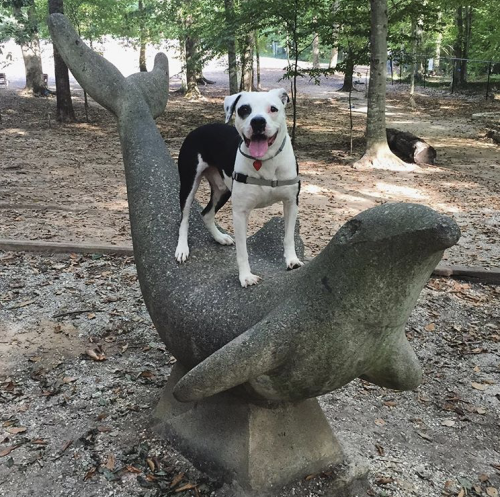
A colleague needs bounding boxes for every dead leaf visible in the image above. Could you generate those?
[104,454,116,471]
[0,445,20,457]
[424,323,436,332]
[475,407,487,415]
[126,465,142,474]
[60,440,72,453]
[441,419,456,427]
[383,400,397,407]
[31,439,48,445]
[471,382,488,391]
[146,458,155,472]
[138,370,155,379]
[479,474,490,482]
[6,427,27,434]
[417,431,433,442]
[86,349,106,361]
[176,483,197,492]
[486,487,499,497]
[458,489,465,497]
[374,418,386,426]
[375,476,394,486]
[375,444,385,456]
[170,472,185,487]
[84,467,97,481]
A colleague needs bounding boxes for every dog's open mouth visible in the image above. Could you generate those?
[244,131,278,158]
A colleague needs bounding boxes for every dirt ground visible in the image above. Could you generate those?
[1,65,500,497]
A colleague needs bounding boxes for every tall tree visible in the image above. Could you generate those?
[240,30,253,91]
[7,0,46,95]
[138,0,147,71]
[224,0,238,93]
[354,0,405,169]
[49,0,75,122]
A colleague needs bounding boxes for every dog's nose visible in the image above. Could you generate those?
[250,116,267,133]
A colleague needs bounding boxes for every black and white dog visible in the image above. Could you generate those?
[175,88,303,287]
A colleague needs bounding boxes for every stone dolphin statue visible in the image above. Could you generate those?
[48,13,460,405]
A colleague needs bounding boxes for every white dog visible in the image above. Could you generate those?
[175,88,303,287]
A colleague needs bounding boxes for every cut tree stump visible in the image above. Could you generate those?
[486,130,500,145]
[386,128,437,165]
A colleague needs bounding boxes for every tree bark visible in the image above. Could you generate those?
[338,49,355,92]
[409,19,417,96]
[434,12,443,72]
[312,32,320,69]
[184,34,202,99]
[224,0,239,94]
[255,31,262,90]
[453,6,465,87]
[49,0,75,121]
[181,1,201,100]
[14,2,45,95]
[353,0,406,169]
[329,47,338,69]
[138,0,147,72]
[240,32,254,92]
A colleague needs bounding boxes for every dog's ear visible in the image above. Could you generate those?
[224,93,242,123]
[271,88,290,106]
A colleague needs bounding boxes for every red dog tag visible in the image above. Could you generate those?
[253,160,262,171]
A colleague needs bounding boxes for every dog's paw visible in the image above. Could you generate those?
[215,233,234,246]
[175,244,190,263]
[286,258,304,270]
[239,273,261,288]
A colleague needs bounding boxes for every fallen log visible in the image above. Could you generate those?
[386,128,437,165]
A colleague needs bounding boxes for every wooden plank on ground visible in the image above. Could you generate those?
[0,239,133,256]
[433,264,500,285]
[1,239,498,285]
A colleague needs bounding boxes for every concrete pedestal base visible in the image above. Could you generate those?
[152,364,362,494]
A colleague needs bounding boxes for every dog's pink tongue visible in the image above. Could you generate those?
[249,139,269,158]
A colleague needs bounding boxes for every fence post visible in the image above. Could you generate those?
[451,59,456,94]
[486,61,492,100]
[423,56,427,89]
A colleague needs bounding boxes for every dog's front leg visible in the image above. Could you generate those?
[233,204,261,288]
[283,198,304,270]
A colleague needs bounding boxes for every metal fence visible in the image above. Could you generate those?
[388,53,499,99]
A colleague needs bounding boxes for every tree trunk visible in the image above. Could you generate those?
[224,0,239,94]
[338,50,354,92]
[138,0,147,72]
[312,33,320,69]
[409,19,417,95]
[354,0,406,170]
[434,12,442,72]
[185,34,201,99]
[49,0,75,122]
[14,2,45,95]
[255,31,261,90]
[453,6,465,87]
[461,6,473,83]
[240,33,254,92]
[139,41,147,72]
[329,47,338,69]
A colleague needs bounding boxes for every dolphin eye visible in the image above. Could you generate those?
[270,106,278,113]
